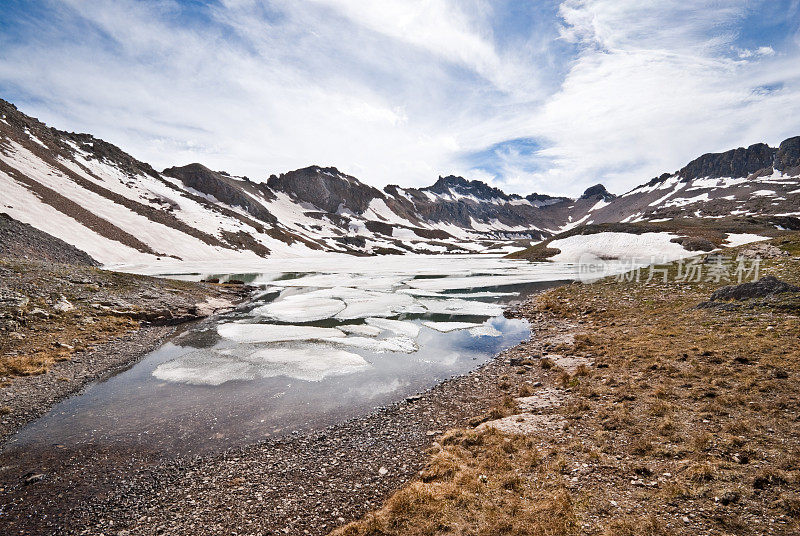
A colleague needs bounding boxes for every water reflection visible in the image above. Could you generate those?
[6,271,567,456]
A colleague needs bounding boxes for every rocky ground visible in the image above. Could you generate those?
[0,212,99,266]
[1,237,798,536]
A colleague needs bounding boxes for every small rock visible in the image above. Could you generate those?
[23,472,45,485]
[378,466,388,476]
[53,296,74,312]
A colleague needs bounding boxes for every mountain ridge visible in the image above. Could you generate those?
[1,97,798,264]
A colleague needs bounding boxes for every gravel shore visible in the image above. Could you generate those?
[0,297,573,536]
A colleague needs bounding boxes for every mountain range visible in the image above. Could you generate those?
[1,98,798,265]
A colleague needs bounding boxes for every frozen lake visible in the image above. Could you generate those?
[8,256,580,455]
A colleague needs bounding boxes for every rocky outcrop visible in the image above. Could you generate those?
[163,163,277,224]
[678,143,775,181]
[525,193,570,207]
[707,275,799,302]
[775,136,800,174]
[580,184,615,201]
[423,175,511,201]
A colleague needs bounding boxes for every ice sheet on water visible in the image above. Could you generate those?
[152,344,371,385]
[364,318,421,338]
[403,273,567,291]
[217,323,345,343]
[417,298,504,317]
[398,289,519,299]
[270,273,407,291]
[422,321,483,333]
[153,351,257,385]
[268,287,422,320]
[334,290,420,320]
[321,336,419,354]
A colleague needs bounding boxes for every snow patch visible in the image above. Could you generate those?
[549,232,691,263]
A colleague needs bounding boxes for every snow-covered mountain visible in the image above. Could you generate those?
[582,140,800,226]
[1,98,798,265]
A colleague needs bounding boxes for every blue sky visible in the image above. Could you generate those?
[1,1,799,196]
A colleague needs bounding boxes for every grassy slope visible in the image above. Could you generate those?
[507,217,798,261]
[334,234,800,536]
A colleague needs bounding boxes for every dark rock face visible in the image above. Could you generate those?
[708,276,799,301]
[775,136,800,174]
[678,143,775,181]
[267,166,383,214]
[423,175,511,201]
[525,193,570,207]
[163,164,277,224]
[0,213,99,265]
[580,184,615,201]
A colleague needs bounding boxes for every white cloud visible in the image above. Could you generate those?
[0,0,797,197]
[489,0,800,196]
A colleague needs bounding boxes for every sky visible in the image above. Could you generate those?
[1,1,799,197]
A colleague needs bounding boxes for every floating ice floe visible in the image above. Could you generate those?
[334,290,421,319]
[321,336,419,353]
[152,345,371,385]
[217,323,345,343]
[253,295,346,322]
[422,321,483,332]
[398,288,519,299]
[270,273,407,291]
[364,318,421,338]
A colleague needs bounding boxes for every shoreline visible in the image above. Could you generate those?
[0,257,251,446]
[0,292,574,535]
[0,325,176,445]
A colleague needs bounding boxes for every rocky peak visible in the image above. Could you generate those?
[266,165,383,214]
[0,98,160,179]
[424,175,510,202]
[678,142,775,181]
[525,192,571,207]
[580,184,615,201]
[775,136,800,174]
[163,163,276,223]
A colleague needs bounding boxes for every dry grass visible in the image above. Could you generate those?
[0,312,140,377]
[333,429,578,536]
[333,234,800,535]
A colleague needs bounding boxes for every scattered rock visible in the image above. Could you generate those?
[707,276,799,302]
[737,243,790,259]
